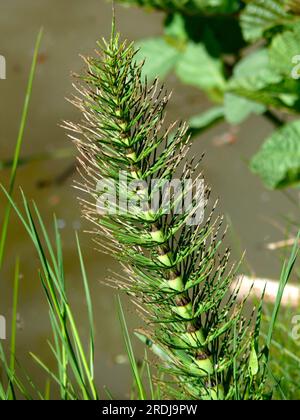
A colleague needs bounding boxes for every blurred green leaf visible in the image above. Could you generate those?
[224,93,265,124]
[240,0,292,42]
[230,48,282,89]
[226,49,293,111]
[228,79,300,111]
[269,23,300,77]
[188,106,224,134]
[251,120,300,188]
[175,41,225,91]
[164,13,188,42]
[137,37,181,80]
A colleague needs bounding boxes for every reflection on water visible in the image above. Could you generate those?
[0,0,297,398]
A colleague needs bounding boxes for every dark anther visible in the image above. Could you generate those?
[169,270,180,280]
[204,379,216,388]
[187,323,199,333]
[196,352,209,361]
[175,296,190,307]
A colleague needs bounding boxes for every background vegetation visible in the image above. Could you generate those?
[118,0,300,189]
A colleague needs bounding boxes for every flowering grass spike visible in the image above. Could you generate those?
[64,21,267,400]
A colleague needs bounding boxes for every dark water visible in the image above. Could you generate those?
[0,0,298,398]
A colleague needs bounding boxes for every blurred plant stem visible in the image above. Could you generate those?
[0,28,43,269]
[263,110,285,128]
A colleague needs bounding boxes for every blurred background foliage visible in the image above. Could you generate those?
[117,0,300,190]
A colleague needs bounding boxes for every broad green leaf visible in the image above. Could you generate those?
[175,41,225,91]
[224,93,265,124]
[240,0,292,42]
[269,24,300,78]
[136,37,181,80]
[231,49,282,90]
[227,49,286,111]
[251,120,300,189]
